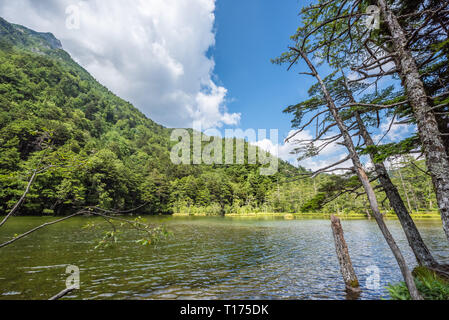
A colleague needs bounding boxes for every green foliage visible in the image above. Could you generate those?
[300,193,326,212]
[94,230,121,250]
[359,136,420,164]
[82,216,172,249]
[0,18,310,216]
[388,267,449,300]
[0,17,440,218]
[0,21,168,215]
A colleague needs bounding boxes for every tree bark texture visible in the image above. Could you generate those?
[377,0,449,243]
[331,215,361,293]
[299,50,422,299]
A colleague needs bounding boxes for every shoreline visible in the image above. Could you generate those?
[172,212,442,220]
[1,212,441,221]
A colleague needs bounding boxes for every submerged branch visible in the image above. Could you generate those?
[49,288,76,301]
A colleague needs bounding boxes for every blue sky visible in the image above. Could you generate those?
[213,0,414,169]
[214,0,313,140]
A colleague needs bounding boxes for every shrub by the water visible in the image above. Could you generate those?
[388,267,449,300]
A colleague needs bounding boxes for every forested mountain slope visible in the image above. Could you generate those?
[0,17,304,216]
[0,17,438,217]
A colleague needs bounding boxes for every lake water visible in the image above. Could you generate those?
[0,216,448,300]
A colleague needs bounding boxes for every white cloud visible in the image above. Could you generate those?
[253,130,353,172]
[0,0,240,129]
[373,117,416,144]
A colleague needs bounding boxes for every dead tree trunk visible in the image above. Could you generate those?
[357,115,437,267]
[341,75,438,267]
[331,215,361,294]
[298,50,422,299]
[377,0,449,243]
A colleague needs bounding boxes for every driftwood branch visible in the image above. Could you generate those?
[49,288,76,300]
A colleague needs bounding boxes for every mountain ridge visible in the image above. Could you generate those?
[0,17,309,216]
[0,17,62,51]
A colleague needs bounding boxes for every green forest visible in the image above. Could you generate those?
[0,17,440,218]
[0,17,293,217]
[1,0,449,302]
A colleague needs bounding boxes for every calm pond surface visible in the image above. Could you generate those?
[0,216,448,300]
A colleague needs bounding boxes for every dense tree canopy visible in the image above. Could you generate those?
[0,17,306,216]
[0,16,440,218]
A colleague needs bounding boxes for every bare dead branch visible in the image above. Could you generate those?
[49,288,76,300]
[0,170,38,228]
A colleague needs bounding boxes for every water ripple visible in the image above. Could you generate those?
[0,216,447,300]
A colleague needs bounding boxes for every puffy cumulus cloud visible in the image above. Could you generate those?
[0,0,240,129]
[253,130,353,172]
[194,81,241,129]
[252,130,306,164]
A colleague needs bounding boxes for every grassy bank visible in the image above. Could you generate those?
[388,267,449,300]
[173,211,442,220]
